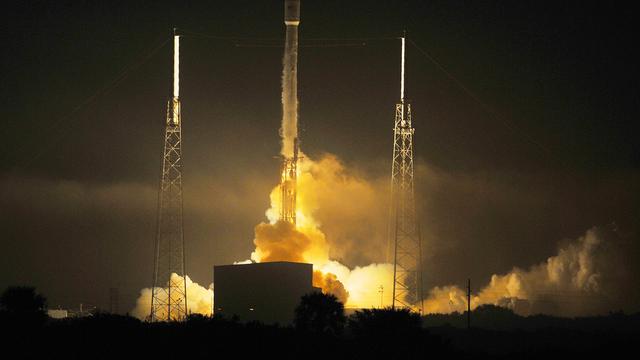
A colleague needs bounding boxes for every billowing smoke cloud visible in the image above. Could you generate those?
[252,219,328,264]
[321,261,394,309]
[423,226,639,316]
[131,273,213,320]
[250,216,349,303]
[312,270,349,304]
[125,153,638,316]
[250,154,395,307]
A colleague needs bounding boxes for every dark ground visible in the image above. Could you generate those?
[3,307,638,359]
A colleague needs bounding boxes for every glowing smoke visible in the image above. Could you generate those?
[251,154,396,308]
[131,273,213,320]
[423,226,636,316]
[130,155,638,316]
[321,261,395,308]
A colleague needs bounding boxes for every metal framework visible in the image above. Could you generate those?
[280,138,299,224]
[150,33,187,321]
[391,36,423,313]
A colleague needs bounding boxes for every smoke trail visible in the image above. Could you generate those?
[422,226,638,316]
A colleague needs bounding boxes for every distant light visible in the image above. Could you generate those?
[249,308,254,311]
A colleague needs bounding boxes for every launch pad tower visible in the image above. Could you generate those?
[391,36,424,313]
[150,31,188,321]
[280,138,299,224]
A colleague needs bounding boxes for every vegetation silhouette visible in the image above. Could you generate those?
[1,286,639,359]
[0,286,47,314]
[347,307,447,358]
[0,286,47,325]
[349,307,421,338]
[294,292,346,334]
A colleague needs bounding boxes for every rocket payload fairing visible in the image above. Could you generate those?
[285,0,300,25]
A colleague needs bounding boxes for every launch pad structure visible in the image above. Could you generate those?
[145,0,425,319]
[391,36,424,313]
[150,30,188,321]
[280,138,299,224]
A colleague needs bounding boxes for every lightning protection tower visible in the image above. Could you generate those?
[150,30,188,321]
[391,36,423,313]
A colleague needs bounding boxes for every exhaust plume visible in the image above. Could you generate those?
[132,273,213,320]
[250,154,398,307]
[422,226,638,316]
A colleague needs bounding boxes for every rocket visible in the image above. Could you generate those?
[281,0,300,158]
[280,0,301,225]
[285,0,300,25]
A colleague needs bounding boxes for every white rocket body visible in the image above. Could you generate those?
[281,0,300,157]
[284,0,300,25]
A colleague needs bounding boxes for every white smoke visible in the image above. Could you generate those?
[131,273,213,320]
[423,226,637,316]
[320,261,394,309]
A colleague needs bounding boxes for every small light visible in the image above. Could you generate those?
[249,308,254,311]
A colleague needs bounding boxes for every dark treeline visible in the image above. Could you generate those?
[424,303,640,332]
[2,287,639,359]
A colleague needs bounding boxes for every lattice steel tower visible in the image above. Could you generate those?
[150,31,188,321]
[280,138,299,225]
[391,36,423,313]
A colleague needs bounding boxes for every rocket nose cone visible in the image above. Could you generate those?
[284,0,300,23]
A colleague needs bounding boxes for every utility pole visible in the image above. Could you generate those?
[467,278,471,329]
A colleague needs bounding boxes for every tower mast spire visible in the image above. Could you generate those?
[391,34,423,313]
[150,29,188,321]
[173,27,179,99]
[401,35,405,104]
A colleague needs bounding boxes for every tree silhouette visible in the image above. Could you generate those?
[0,286,48,325]
[294,292,346,335]
[348,308,422,338]
[0,286,47,315]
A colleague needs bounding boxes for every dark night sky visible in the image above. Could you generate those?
[1,1,639,312]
